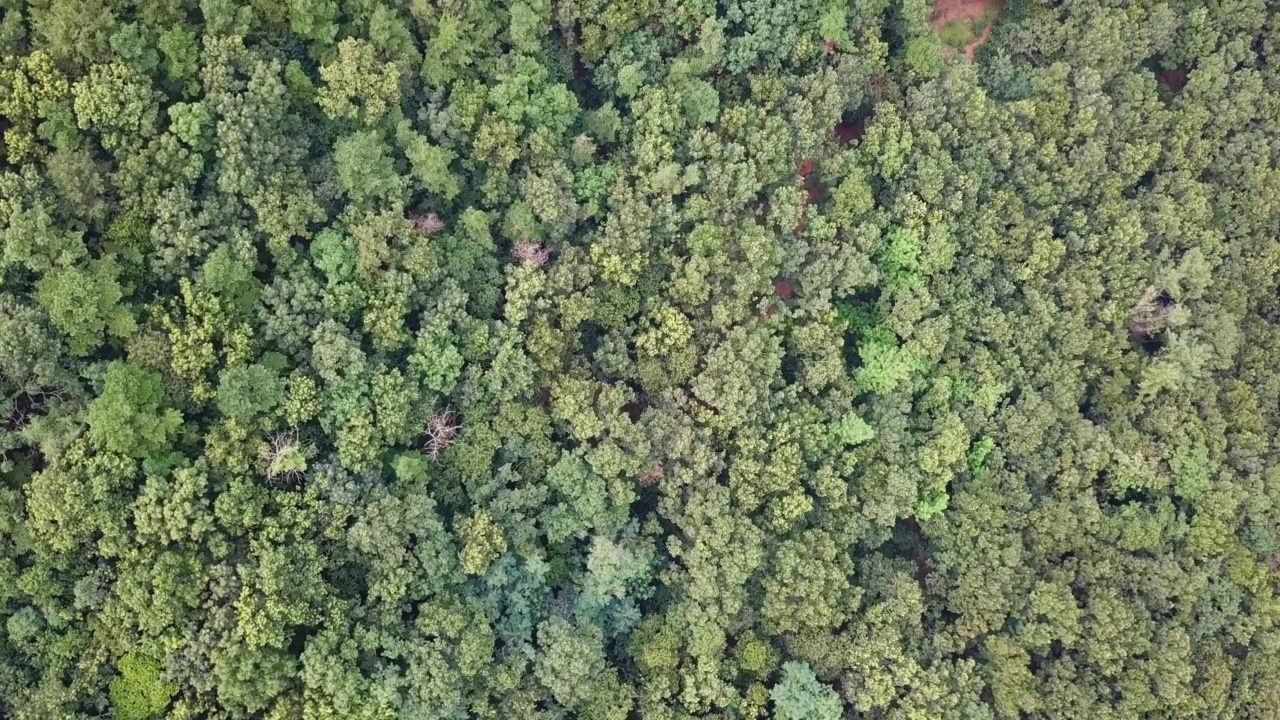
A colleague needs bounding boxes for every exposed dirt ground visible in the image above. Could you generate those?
[932,0,1005,60]
[1155,65,1190,94]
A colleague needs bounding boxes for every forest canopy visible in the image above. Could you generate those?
[2,0,1280,718]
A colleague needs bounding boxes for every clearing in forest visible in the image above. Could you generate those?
[932,0,1004,60]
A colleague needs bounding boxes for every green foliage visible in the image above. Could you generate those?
[86,361,182,459]
[457,508,506,575]
[110,23,159,74]
[762,530,853,635]
[333,130,405,205]
[317,39,400,125]
[35,257,134,355]
[831,412,875,446]
[157,26,198,84]
[409,332,464,395]
[31,0,116,70]
[855,331,919,394]
[879,226,922,290]
[216,363,284,423]
[289,0,338,45]
[200,243,259,312]
[938,20,973,49]
[71,61,159,149]
[0,200,86,276]
[535,616,620,713]
[109,653,177,720]
[771,661,842,720]
[167,102,212,151]
[903,36,944,78]
[4,2,1280,719]
[396,122,462,201]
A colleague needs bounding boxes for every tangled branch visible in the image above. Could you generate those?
[512,240,552,267]
[261,431,308,486]
[423,410,461,458]
[410,212,447,235]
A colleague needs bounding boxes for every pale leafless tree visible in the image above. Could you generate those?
[410,212,446,235]
[424,410,461,458]
[3,387,66,431]
[1128,284,1177,339]
[512,240,551,267]
[262,431,308,486]
[637,465,665,487]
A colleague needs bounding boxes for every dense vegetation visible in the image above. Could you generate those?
[2,0,1280,717]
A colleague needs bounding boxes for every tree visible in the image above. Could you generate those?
[0,171,87,276]
[333,131,406,205]
[4,1,1280,717]
[535,616,619,713]
[396,122,461,201]
[317,39,400,126]
[86,362,182,459]
[157,26,199,87]
[289,0,339,45]
[0,50,71,164]
[30,0,117,70]
[35,258,134,356]
[71,61,160,151]
[761,529,854,636]
[216,363,284,424]
[109,653,176,720]
[770,661,843,720]
[457,509,506,575]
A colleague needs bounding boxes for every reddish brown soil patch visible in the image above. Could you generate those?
[791,161,822,234]
[1155,66,1189,94]
[621,401,645,422]
[803,185,822,207]
[834,118,865,145]
[932,0,1004,61]
[794,166,825,234]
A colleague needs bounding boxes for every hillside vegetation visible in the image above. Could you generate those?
[2,0,1280,718]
